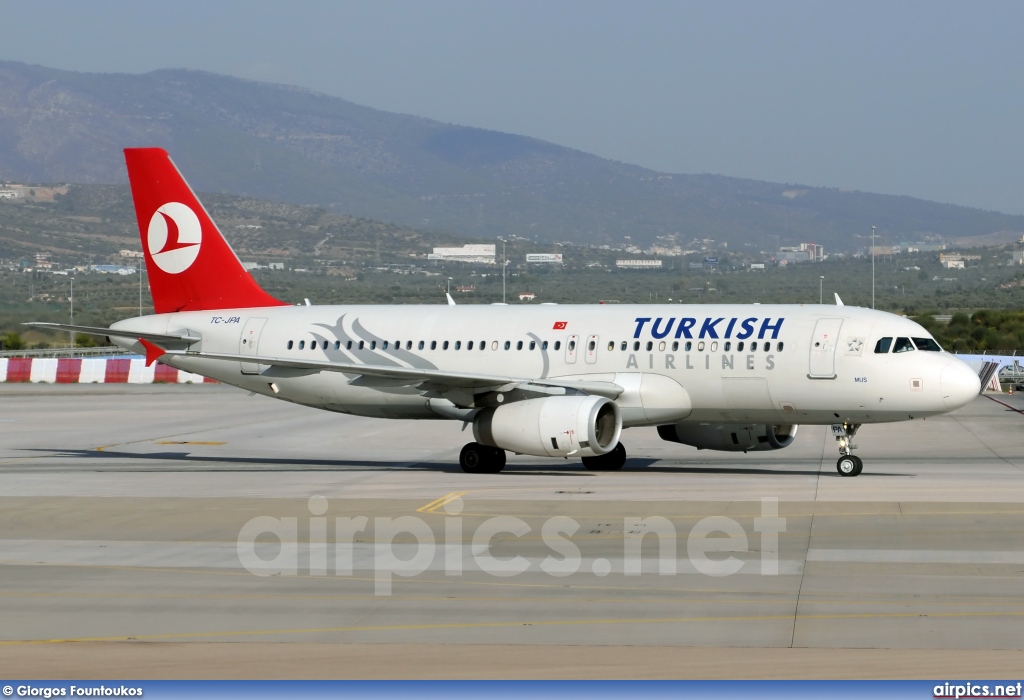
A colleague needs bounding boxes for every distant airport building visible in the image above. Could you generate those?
[90,265,136,275]
[749,263,765,270]
[525,253,563,264]
[615,259,662,269]
[430,244,496,264]
[518,292,537,301]
[777,243,825,263]
[1012,251,1024,265]
[119,250,144,259]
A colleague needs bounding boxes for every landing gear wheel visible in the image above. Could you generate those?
[836,454,863,477]
[582,442,627,471]
[459,442,505,474]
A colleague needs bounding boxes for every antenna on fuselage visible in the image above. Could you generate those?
[834,293,844,306]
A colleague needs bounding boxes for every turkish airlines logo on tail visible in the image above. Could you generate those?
[147,202,202,274]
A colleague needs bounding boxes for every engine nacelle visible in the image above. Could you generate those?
[657,422,799,452]
[473,395,622,458]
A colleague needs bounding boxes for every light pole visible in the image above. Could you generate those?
[69,277,74,351]
[871,225,876,309]
[819,275,824,304]
[500,238,507,304]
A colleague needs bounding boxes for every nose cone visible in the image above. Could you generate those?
[940,360,981,409]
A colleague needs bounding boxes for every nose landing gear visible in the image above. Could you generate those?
[832,423,863,477]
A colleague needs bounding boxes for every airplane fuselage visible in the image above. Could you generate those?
[111,302,978,428]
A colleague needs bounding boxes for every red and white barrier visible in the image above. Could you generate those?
[0,357,217,384]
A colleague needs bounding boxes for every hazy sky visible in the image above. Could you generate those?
[3,1,1023,213]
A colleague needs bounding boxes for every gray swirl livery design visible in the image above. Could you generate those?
[29,148,982,476]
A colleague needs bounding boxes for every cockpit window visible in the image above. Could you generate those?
[874,337,892,354]
[913,337,942,352]
[892,337,915,353]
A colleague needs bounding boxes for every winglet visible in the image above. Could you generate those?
[834,293,844,306]
[139,338,167,367]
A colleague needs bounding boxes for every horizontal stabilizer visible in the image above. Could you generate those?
[24,322,200,345]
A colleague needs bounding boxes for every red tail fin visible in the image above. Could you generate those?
[124,148,286,313]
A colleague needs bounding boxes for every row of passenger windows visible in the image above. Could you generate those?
[285,338,784,353]
[873,336,942,354]
[612,340,783,353]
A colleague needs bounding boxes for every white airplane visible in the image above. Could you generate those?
[32,148,982,477]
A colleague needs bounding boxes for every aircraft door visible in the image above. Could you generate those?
[565,334,579,364]
[808,318,843,379]
[585,335,599,364]
[239,317,268,375]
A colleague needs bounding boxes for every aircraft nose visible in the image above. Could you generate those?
[940,360,981,409]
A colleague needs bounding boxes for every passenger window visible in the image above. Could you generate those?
[671,341,678,351]
[443,341,450,350]
[370,341,376,350]
[467,341,474,350]
[418,341,425,350]
[621,341,627,351]
[530,341,536,350]
[874,337,892,354]
[724,341,731,351]
[382,341,389,350]
[913,337,942,352]
[323,341,329,350]
[516,341,523,350]
[542,340,548,350]
[737,341,744,351]
[504,341,511,350]
[554,341,561,351]
[334,341,340,350]
[299,340,305,350]
[777,342,784,352]
[893,337,915,353]
[710,341,718,352]
[685,341,692,352]
[607,341,615,351]
[588,340,596,351]
[568,340,576,351]
[407,341,413,350]
[455,341,461,350]
[346,340,353,350]
[480,341,486,351]
[287,340,294,350]
[646,341,653,351]
[430,341,436,350]
[698,341,705,351]
[633,341,640,351]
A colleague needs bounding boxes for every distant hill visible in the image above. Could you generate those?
[1,60,1022,250]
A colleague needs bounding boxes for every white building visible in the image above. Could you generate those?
[431,244,496,264]
[615,259,662,269]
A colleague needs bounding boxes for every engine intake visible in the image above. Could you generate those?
[474,395,622,458]
[657,422,799,452]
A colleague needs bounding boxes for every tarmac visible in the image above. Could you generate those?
[1,383,1022,678]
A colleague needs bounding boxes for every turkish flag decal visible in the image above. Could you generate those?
[552,321,568,330]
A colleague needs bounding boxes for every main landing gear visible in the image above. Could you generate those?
[832,423,863,477]
[581,442,627,471]
[457,441,628,473]
[459,442,506,474]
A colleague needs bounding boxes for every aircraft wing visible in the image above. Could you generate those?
[148,343,624,399]
[24,322,201,345]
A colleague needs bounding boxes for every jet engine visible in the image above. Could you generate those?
[473,395,622,458]
[657,422,799,452]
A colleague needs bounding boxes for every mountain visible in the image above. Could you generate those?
[1,60,1022,250]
